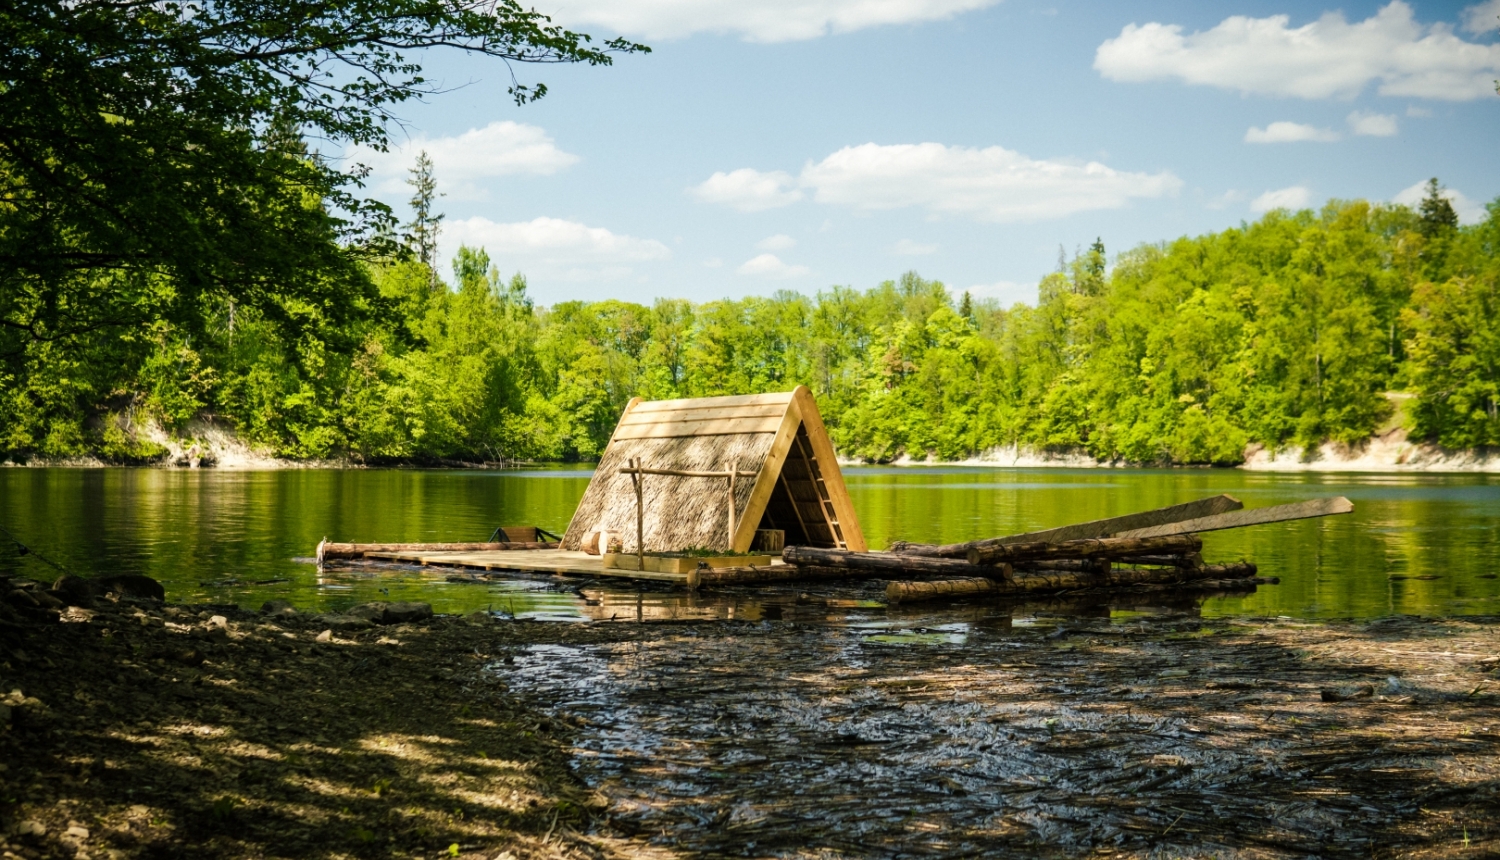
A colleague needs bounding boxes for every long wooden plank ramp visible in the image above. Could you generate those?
[891,494,1242,557]
[1114,497,1354,539]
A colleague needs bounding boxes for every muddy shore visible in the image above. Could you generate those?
[2,578,1497,859]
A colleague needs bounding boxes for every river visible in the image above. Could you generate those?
[1,466,1496,620]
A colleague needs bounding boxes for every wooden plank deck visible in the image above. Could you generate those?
[361,548,697,584]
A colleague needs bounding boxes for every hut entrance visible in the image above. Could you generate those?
[756,424,847,548]
[561,387,866,554]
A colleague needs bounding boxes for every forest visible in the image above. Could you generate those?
[2,173,1496,466]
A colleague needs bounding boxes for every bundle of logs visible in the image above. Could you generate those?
[758,494,1354,603]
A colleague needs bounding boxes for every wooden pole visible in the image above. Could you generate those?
[1112,497,1354,539]
[890,495,1242,557]
[631,457,644,567]
[727,471,736,549]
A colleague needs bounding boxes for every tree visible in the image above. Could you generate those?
[1418,178,1459,238]
[407,151,445,292]
[0,0,648,351]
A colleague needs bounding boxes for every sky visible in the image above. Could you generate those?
[345,0,1500,307]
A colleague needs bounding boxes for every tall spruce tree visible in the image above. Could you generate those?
[407,151,444,292]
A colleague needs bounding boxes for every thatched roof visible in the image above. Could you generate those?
[561,386,866,553]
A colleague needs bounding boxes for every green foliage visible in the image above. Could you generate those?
[3,196,1498,465]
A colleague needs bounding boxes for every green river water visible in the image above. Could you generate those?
[1,466,1496,620]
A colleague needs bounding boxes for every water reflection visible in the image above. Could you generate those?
[1,466,1496,619]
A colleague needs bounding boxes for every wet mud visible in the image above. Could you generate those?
[498,606,1500,859]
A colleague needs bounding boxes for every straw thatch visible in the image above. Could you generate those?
[561,387,866,553]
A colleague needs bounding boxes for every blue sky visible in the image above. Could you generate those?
[347,0,1500,306]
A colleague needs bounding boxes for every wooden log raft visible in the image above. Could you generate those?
[966,534,1202,566]
[782,546,1013,580]
[887,562,1258,603]
[890,494,1241,557]
[317,540,558,563]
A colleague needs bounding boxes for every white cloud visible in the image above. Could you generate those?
[1250,186,1313,213]
[1245,121,1340,143]
[690,169,803,211]
[445,217,670,281]
[1461,0,1500,34]
[1407,104,1433,117]
[716,142,1178,223]
[1393,180,1488,223]
[351,122,578,201]
[703,257,724,268]
[551,0,999,43]
[1095,1,1500,101]
[756,234,797,251]
[1347,110,1399,136]
[736,253,810,279]
[894,239,938,255]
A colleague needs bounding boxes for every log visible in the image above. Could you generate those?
[316,541,557,563]
[890,494,1242,557]
[1113,497,1353,539]
[1013,558,1112,574]
[882,562,1261,604]
[967,534,1202,566]
[783,546,1010,579]
[887,577,998,603]
[1121,553,1203,568]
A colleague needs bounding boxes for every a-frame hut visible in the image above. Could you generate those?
[561,386,866,554]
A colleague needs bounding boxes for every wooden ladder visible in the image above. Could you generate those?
[793,431,846,549]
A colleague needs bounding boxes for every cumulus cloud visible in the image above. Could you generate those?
[351,122,578,201]
[1245,122,1340,143]
[804,143,1180,221]
[1461,0,1500,34]
[550,0,999,43]
[1094,1,1500,101]
[894,239,938,255]
[1348,110,1400,136]
[698,143,1180,223]
[737,253,810,279]
[444,217,670,281]
[1393,180,1488,223]
[756,234,797,251]
[690,169,803,211]
[1250,186,1313,213]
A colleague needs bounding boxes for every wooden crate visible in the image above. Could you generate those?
[603,553,772,574]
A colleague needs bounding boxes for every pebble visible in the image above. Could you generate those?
[16,821,45,837]
[315,630,333,643]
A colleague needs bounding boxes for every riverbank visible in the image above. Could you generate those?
[3,576,1498,858]
[881,426,1500,473]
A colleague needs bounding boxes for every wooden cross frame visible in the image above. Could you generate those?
[616,461,759,563]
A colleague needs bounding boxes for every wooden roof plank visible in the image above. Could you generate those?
[611,414,786,440]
